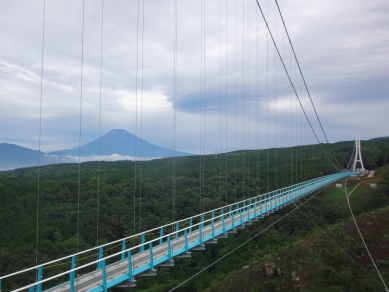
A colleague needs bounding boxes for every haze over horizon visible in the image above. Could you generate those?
[1,0,388,154]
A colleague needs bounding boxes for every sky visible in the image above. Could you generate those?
[1,0,388,155]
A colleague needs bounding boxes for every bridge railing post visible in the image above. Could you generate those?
[280,189,283,206]
[184,230,189,253]
[297,183,301,198]
[167,237,172,262]
[175,222,179,239]
[121,239,126,260]
[289,186,292,202]
[246,200,249,221]
[101,260,107,292]
[127,250,134,281]
[70,256,76,292]
[98,247,103,269]
[254,198,257,217]
[273,190,279,208]
[286,187,289,203]
[149,242,154,270]
[36,266,43,292]
[199,223,203,245]
[221,208,226,234]
[189,218,193,233]
[288,187,296,202]
[269,192,271,210]
[281,189,284,205]
[159,227,164,245]
[274,191,277,207]
[239,202,244,225]
[211,211,215,239]
[267,192,271,211]
[248,199,252,220]
[140,233,145,252]
[231,205,235,228]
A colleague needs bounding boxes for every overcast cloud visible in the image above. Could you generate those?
[0,0,388,155]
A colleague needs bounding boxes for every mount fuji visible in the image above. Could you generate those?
[50,128,192,159]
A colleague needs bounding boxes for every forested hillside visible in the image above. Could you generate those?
[0,139,389,291]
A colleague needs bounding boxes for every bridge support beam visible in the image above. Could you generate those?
[158,260,174,267]
[176,252,191,258]
[116,280,136,288]
[139,270,157,276]
[191,244,205,251]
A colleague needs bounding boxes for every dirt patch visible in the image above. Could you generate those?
[360,177,381,189]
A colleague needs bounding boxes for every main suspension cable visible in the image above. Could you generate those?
[255,0,320,144]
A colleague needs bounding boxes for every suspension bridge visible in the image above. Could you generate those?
[0,171,360,292]
[0,0,372,291]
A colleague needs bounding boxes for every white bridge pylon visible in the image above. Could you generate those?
[352,131,365,172]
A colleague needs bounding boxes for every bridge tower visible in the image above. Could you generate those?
[352,131,365,172]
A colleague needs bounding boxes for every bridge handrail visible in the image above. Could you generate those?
[1,172,355,287]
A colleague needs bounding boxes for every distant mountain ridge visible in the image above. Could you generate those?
[0,129,192,171]
[0,143,72,171]
[369,136,389,141]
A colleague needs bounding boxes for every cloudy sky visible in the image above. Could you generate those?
[1,0,388,155]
